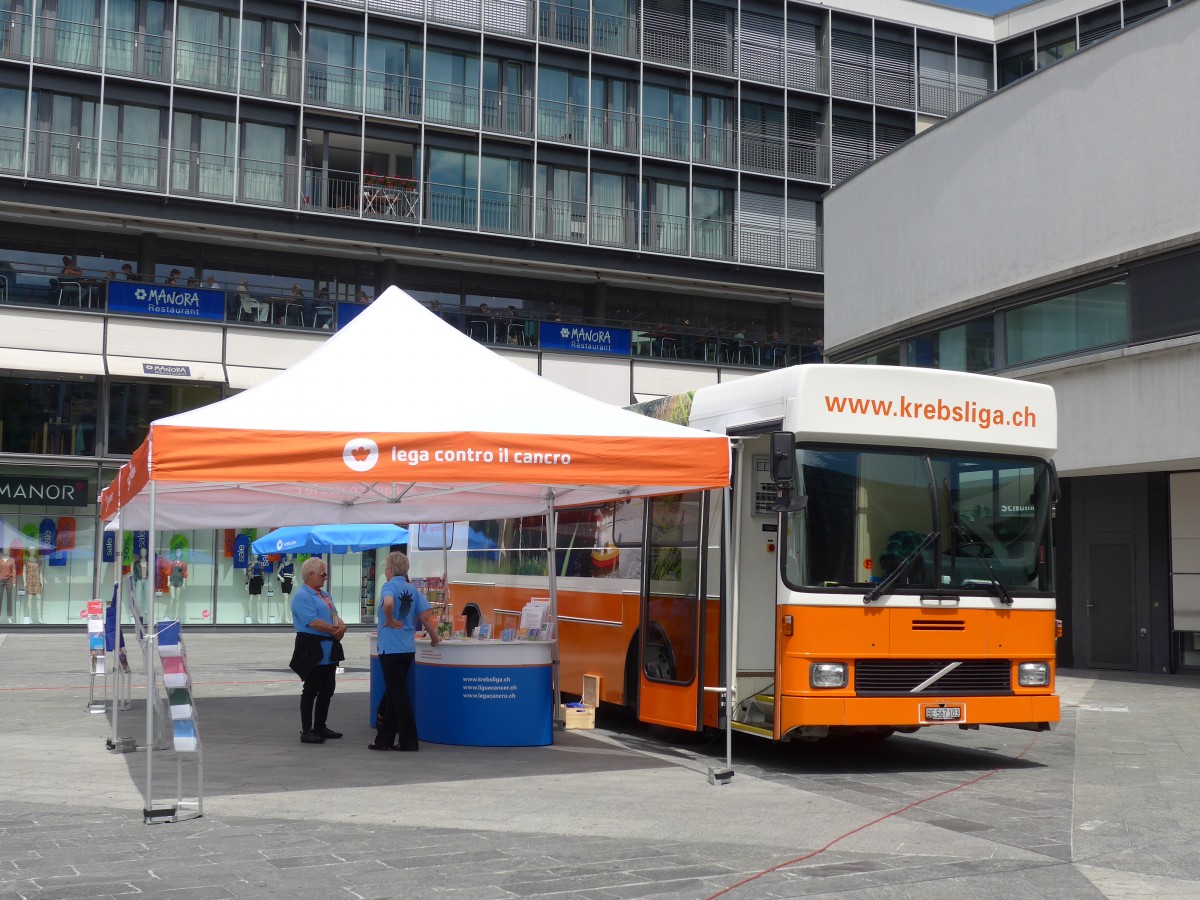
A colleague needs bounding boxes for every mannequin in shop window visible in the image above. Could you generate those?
[277,556,295,612]
[21,552,42,625]
[167,549,187,621]
[131,553,148,608]
[246,555,267,623]
[0,550,15,624]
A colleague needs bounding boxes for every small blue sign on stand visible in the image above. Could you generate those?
[107,282,226,322]
[538,321,632,356]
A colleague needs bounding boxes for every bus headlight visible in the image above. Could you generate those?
[811,662,847,689]
[1017,662,1050,686]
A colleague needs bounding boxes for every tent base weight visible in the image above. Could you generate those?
[707,766,734,786]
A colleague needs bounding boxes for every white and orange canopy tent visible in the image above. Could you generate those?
[100,287,731,530]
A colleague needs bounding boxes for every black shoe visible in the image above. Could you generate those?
[319,727,343,739]
[300,730,326,744]
[366,742,392,751]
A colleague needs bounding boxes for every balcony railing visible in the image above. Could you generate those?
[692,218,734,261]
[0,125,25,174]
[536,196,587,242]
[643,210,688,255]
[831,149,872,184]
[365,72,422,119]
[481,189,532,236]
[592,12,636,56]
[425,182,477,229]
[425,81,480,128]
[692,124,735,167]
[100,138,165,191]
[482,90,533,136]
[788,141,829,183]
[642,118,689,161]
[590,108,637,152]
[27,130,98,183]
[429,0,482,29]
[537,100,588,145]
[483,0,534,38]
[917,80,955,117]
[105,27,166,80]
[538,1,588,48]
[240,50,299,101]
[363,181,419,222]
[590,204,637,249]
[306,62,362,110]
[175,38,238,90]
[239,156,297,207]
[787,232,822,272]
[958,85,990,111]
[170,148,235,200]
[35,19,101,69]
[303,166,363,216]
[740,134,785,176]
[787,52,829,93]
[0,10,33,61]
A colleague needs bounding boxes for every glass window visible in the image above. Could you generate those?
[0,376,99,455]
[1036,34,1076,68]
[480,156,527,234]
[1005,281,1128,366]
[307,27,362,109]
[106,0,165,78]
[241,18,293,100]
[368,37,420,117]
[240,121,290,205]
[642,84,688,158]
[426,49,480,127]
[172,111,235,198]
[47,0,100,67]
[101,102,163,189]
[781,448,1053,595]
[537,66,587,142]
[907,319,994,372]
[0,86,27,174]
[107,381,222,455]
[425,148,477,227]
[176,4,237,88]
[1,463,100,623]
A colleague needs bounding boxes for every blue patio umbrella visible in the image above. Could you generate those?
[251,524,409,556]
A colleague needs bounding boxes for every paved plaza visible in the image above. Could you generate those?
[1,630,1199,899]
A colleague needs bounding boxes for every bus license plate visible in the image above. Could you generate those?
[924,705,962,722]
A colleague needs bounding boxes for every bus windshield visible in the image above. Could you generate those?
[781,447,1054,596]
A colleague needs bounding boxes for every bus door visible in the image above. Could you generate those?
[638,492,709,731]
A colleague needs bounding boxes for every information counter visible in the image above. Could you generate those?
[414,639,554,746]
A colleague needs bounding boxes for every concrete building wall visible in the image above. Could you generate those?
[824,1,1200,354]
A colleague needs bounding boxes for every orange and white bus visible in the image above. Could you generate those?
[409,364,1060,741]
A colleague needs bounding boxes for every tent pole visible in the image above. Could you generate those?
[722,482,735,778]
[145,480,157,821]
[545,492,562,728]
[440,522,448,630]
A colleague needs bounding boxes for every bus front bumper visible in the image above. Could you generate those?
[778,693,1060,733]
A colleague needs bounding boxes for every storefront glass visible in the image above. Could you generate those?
[0,464,100,624]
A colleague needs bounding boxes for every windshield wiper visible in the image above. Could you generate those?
[864,530,940,604]
[952,525,1013,606]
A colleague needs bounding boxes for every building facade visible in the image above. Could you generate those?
[0,0,1172,627]
[823,0,1197,674]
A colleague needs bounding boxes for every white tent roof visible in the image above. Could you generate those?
[101,288,729,529]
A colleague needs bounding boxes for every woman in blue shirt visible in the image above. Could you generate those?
[289,556,346,744]
[369,551,440,751]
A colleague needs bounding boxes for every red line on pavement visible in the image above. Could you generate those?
[706,733,1042,899]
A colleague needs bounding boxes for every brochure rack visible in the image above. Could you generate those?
[85,600,107,713]
[108,574,167,754]
[144,620,203,823]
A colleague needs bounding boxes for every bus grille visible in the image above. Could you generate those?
[854,660,1012,696]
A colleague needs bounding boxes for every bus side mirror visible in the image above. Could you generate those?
[769,432,807,513]
[770,432,795,483]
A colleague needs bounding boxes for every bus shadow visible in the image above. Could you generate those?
[593,706,1052,776]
